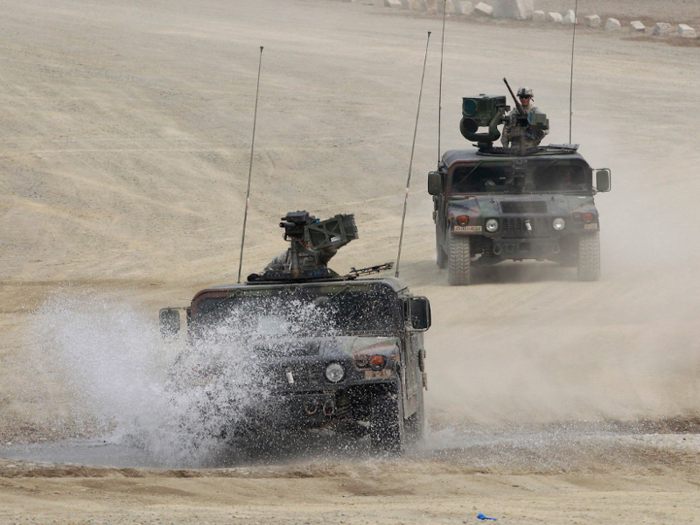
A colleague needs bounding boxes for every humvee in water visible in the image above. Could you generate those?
[160,212,430,453]
[429,92,612,285]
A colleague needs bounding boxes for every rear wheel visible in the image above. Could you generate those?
[448,232,471,286]
[369,387,406,454]
[577,232,600,281]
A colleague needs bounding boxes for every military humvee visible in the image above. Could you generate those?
[159,212,431,454]
[429,93,612,285]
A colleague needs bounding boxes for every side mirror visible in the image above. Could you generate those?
[408,297,431,331]
[595,168,611,192]
[159,308,181,338]
[427,171,443,196]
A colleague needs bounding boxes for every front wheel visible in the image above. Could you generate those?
[448,232,471,286]
[404,385,425,445]
[577,232,600,281]
[369,387,406,454]
[436,236,447,269]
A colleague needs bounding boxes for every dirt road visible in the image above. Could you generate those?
[1,0,699,523]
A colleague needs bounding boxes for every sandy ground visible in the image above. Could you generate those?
[1,0,700,523]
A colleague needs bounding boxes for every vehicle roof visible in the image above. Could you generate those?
[441,148,589,170]
[193,276,410,300]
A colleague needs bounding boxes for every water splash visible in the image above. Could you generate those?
[32,292,278,467]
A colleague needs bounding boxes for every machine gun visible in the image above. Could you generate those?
[345,262,394,280]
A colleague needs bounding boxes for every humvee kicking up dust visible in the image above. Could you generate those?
[429,86,612,285]
[160,212,430,454]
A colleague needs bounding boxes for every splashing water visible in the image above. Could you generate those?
[32,292,282,467]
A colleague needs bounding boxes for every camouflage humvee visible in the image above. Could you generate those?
[160,213,430,454]
[429,93,612,285]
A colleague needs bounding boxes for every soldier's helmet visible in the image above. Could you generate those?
[517,87,534,98]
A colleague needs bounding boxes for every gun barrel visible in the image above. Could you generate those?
[503,77,526,116]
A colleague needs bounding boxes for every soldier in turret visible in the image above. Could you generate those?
[501,87,548,149]
[263,242,337,273]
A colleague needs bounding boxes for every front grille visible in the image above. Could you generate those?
[501,201,547,214]
[501,217,551,237]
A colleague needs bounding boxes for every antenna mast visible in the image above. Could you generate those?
[237,46,264,283]
[437,0,447,166]
[568,0,579,143]
[395,32,432,279]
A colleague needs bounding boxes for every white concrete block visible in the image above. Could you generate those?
[604,18,621,31]
[546,12,563,23]
[444,0,457,13]
[652,22,673,35]
[562,9,576,24]
[457,1,474,15]
[678,24,697,38]
[399,0,410,7]
[584,14,601,28]
[408,0,426,10]
[423,0,438,13]
[386,0,402,7]
[532,10,545,22]
[492,0,533,20]
[630,21,645,32]
[474,2,493,16]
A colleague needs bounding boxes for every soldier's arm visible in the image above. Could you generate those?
[317,246,338,265]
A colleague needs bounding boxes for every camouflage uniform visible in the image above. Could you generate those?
[501,105,548,149]
[264,245,337,273]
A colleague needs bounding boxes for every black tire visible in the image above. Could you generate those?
[577,232,600,281]
[369,387,406,454]
[436,234,447,269]
[447,232,471,286]
[404,386,425,445]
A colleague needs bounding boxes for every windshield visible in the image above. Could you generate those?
[451,161,590,194]
[193,284,401,337]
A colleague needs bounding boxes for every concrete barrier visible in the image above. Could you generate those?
[630,21,645,32]
[492,0,533,20]
[652,22,673,35]
[475,2,493,16]
[533,10,545,22]
[443,0,457,13]
[678,24,697,38]
[408,0,426,10]
[546,12,563,23]
[584,14,601,28]
[457,1,474,15]
[386,0,402,7]
[562,9,576,24]
[604,18,621,31]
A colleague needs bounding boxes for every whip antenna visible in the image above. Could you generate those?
[568,0,579,143]
[237,46,264,283]
[437,1,447,166]
[396,31,432,279]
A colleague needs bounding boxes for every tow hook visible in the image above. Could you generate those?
[323,399,336,417]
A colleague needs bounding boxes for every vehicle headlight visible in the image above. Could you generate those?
[553,218,566,231]
[485,219,499,233]
[325,363,345,383]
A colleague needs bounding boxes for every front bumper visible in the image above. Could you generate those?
[490,237,562,260]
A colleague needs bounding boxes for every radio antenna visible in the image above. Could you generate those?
[237,46,264,283]
[568,0,579,143]
[395,31,431,279]
[437,0,447,166]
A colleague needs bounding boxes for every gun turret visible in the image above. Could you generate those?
[249,212,358,282]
